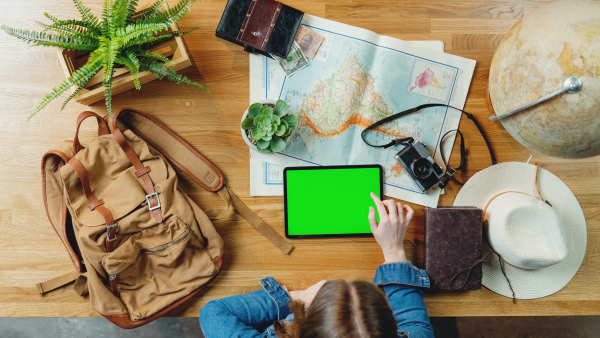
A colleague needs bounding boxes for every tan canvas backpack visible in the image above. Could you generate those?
[39,108,293,329]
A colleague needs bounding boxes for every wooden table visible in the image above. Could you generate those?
[1,0,598,318]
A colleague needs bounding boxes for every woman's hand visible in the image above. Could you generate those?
[368,192,414,263]
[282,280,327,308]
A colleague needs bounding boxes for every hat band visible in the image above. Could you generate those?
[481,163,552,269]
[481,162,548,218]
[450,190,543,291]
[478,163,550,302]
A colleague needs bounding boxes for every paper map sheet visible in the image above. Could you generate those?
[249,14,475,207]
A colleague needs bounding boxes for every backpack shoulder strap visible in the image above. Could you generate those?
[42,141,84,271]
[111,108,294,255]
[38,111,114,293]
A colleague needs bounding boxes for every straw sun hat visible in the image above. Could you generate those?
[453,162,587,299]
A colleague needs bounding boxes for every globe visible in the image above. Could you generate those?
[488,0,600,159]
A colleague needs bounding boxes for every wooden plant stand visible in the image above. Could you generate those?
[57,7,192,106]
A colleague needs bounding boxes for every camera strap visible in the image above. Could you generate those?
[361,103,496,184]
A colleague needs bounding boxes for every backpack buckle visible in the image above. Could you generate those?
[146,192,161,211]
[106,224,117,242]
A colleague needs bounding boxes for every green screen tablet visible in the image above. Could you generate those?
[284,165,383,239]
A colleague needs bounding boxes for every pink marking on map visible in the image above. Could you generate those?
[410,68,445,91]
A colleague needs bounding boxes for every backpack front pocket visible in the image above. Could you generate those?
[102,216,220,322]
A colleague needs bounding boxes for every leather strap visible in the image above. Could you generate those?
[111,108,224,192]
[109,276,121,297]
[73,111,110,153]
[482,190,538,272]
[135,166,151,177]
[218,185,293,255]
[361,103,496,187]
[111,108,294,255]
[41,148,84,272]
[68,157,117,252]
[480,163,549,275]
[111,128,163,223]
[449,252,490,290]
[36,270,82,294]
[237,0,282,50]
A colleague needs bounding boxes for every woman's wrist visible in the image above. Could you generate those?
[288,290,299,301]
[383,248,407,263]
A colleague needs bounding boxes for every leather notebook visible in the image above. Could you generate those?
[215,0,304,58]
[424,207,483,291]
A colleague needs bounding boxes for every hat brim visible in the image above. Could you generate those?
[453,162,587,299]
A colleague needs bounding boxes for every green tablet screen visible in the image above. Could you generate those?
[284,165,383,238]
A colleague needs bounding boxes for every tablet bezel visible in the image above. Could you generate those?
[283,164,384,239]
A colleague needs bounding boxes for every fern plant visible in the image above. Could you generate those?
[1,0,208,119]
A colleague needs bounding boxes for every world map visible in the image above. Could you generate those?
[249,14,476,205]
[297,57,398,138]
[276,35,458,192]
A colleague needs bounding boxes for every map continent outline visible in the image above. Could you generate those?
[270,25,459,193]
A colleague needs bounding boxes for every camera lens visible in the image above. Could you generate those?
[411,158,433,178]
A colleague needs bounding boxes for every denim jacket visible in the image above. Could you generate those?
[200,262,433,338]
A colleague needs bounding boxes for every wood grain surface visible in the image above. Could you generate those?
[0,0,598,318]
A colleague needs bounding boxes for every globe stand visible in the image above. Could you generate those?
[486,0,600,159]
[489,77,583,121]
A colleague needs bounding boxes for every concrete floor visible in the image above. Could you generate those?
[1,316,599,337]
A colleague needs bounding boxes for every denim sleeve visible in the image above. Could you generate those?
[199,277,292,338]
[373,262,434,338]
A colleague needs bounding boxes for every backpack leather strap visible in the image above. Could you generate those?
[111,108,294,255]
[111,128,163,223]
[36,270,88,296]
[218,185,293,254]
[41,146,84,272]
[68,157,117,252]
[36,270,81,293]
[111,108,224,192]
[73,111,110,153]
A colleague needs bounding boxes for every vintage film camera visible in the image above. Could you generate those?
[394,139,453,192]
[361,104,496,193]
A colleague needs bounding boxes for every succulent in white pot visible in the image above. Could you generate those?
[241,99,298,153]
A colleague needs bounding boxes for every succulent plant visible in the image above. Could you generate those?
[241,100,298,153]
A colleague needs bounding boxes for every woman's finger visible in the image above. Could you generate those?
[396,202,405,222]
[368,206,378,234]
[403,204,414,223]
[383,199,398,222]
[370,192,389,222]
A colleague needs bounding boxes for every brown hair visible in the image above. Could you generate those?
[274,280,397,338]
